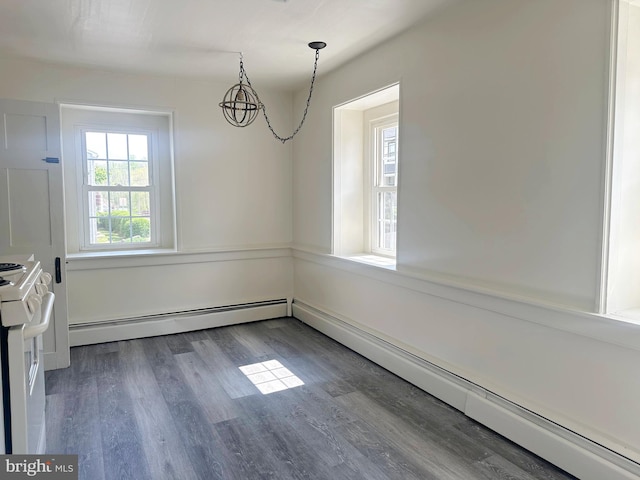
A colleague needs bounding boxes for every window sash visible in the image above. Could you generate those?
[79,128,159,250]
[370,117,398,257]
[373,189,397,253]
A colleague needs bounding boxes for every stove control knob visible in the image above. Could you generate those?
[35,283,48,296]
[40,272,52,285]
[27,294,42,314]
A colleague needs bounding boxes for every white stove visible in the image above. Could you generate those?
[0,255,54,454]
[0,258,52,326]
[0,262,26,287]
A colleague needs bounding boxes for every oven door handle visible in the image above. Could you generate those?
[23,292,55,340]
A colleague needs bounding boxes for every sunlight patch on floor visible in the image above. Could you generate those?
[239,359,304,394]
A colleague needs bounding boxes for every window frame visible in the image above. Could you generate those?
[332,84,399,264]
[365,113,399,258]
[77,125,161,251]
[61,104,176,255]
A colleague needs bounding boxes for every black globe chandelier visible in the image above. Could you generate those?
[219,41,326,144]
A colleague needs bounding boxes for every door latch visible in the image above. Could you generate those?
[55,257,62,284]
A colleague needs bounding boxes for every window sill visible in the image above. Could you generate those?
[67,248,177,260]
[294,248,640,353]
[341,253,396,270]
[606,308,640,327]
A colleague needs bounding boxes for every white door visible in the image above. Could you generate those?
[0,99,70,370]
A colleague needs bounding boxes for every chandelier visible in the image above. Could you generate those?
[219,41,326,144]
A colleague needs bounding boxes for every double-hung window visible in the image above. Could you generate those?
[333,84,399,263]
[371,117,399,255]
[61,105,174,254]
[81,129,157,247]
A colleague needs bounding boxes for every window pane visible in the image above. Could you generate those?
[86,132,106,159]
[383,155,396,186]
[107,191,131,244]
[107,133,128,160]
[114,225,132,243]
[131,191,150,216]
[108,160,129,186]
[383,162,396,175]
[87,217,102,244]
[383,126,397,141]
[109,191,130,215]
[88,191,110,244]
[88,191,108,217]
[87,160,108,186]
[382,128,397,162]
[130,217,151,243]
[377,191,397,251]
[130,161,150,186]
[128,134,148,160]
[378,125,398,188]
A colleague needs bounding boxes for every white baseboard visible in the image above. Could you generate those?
[292,300,640,480]
[69,300,287,346]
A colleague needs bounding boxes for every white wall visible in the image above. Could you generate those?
[0,55,294,325]
[3,0,639,472]
[396,0,607,310]
[293,0,640,468]
[67,252,292,325]
[295,0,611,310]
[607,0,640,314]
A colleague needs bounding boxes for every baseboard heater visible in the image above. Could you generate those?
[292,300,640,480]
[69,299,288,347]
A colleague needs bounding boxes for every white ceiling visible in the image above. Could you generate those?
[0,0,453,90]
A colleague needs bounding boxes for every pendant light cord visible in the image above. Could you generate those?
[241,47,321,144]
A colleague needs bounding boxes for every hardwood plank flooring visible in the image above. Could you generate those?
[45,318,577,480]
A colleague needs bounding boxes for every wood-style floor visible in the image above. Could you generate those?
[45,317,576,480]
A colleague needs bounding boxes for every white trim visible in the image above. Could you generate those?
[60,103,176,254]
[330,99,343,256]
[66,245,291,270]
[332,84,400,258]
[334,82,402,111]
[57,100,175,116]
[599,0,621,314]
[292,247,640,352]
[43,352,64,371]
[69,300,287,346]
[292,300,640,480]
